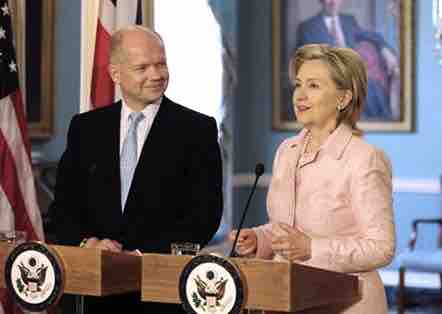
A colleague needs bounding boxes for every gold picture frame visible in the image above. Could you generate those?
[143,0,154,27]
[272,0,414,132]
[11,0,54,139]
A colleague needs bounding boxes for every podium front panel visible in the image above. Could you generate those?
[0,243,14,288]
[141,254,360,312]
[53,245,141,296]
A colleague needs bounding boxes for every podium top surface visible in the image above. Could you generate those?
[1,243,141,296]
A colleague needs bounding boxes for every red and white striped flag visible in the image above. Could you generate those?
[0,0,45,313]
[84,0,142,112]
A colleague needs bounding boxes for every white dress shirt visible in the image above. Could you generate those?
[120,99,161,161]
[323,15,347,47]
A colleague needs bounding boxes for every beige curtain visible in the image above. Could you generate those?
[80,1,100,113]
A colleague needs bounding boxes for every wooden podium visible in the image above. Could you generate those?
[141,254,361,312]
[1,244,361,312]
[0,243,141,296]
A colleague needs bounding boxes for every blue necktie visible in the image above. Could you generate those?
[120,112,144,209]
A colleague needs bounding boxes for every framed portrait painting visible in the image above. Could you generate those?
[11,0,54,139]
[272,0,414,132]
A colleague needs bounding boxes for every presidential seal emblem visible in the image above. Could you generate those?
[4,242,64,311]
[179,254,244,314]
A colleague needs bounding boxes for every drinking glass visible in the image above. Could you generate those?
[170,242,200,256]
[0,230,27,244]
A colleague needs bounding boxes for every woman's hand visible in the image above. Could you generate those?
[229,228,257,256]
[271,223,311,262]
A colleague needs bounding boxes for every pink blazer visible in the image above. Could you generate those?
[255,124,395,314]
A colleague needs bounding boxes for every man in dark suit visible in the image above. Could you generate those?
[295,0,399,121]
[52,25,223,313]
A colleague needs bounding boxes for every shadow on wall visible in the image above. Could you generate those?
[33,161,57,243]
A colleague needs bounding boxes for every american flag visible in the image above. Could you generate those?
[84,0,142,112]
[0,0,44,312]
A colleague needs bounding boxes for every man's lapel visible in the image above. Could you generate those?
[106,101,124,215]
[315,14,334,45]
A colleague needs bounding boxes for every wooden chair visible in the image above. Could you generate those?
[397,217,442,314]
[397,176,442,313]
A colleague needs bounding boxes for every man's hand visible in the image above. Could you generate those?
[381,47,399,77]
[83,237,123,253]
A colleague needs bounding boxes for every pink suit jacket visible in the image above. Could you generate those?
[255,124,395,314]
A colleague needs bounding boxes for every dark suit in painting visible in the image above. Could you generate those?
[296,13,360,48]
[53,96,223,313]
[296,13,393,121]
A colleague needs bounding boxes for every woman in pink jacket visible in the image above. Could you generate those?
[230,44,395,314]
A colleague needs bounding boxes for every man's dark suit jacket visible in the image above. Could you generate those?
[53,96,223,313]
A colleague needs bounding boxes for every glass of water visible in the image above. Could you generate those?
[171,242,200,256]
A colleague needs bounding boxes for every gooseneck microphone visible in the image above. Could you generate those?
[229,163,265,257]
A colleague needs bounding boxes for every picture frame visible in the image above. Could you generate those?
[272,0,414,132]
[11,0,55,139]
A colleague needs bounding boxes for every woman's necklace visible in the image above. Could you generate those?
[303,132,319,155]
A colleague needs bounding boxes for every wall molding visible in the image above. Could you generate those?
[233,174,441,194]
[379,269,440,289]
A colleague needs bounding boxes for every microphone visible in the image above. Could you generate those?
[229,163,265,257]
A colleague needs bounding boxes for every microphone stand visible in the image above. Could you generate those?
[229,166,263,257]
[75,295,84,314]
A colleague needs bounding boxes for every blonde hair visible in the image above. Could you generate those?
[289,44,367,135]
[109,25,164,64]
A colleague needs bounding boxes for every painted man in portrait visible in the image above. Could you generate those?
[295,0,400,121]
